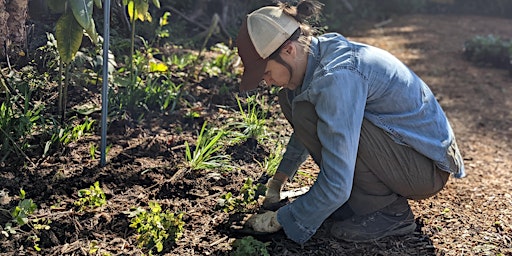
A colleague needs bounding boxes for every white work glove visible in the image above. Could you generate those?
[246,211,282,233]
[262,178,284,209]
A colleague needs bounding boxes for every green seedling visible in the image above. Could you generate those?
[74,181,106,212]
[126,201,185,254]
[231,236,270,256]
[0,189,50,251]
[215,178,266,213]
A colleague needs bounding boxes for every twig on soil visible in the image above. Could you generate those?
[209,236,229,246]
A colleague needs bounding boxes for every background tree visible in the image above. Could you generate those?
[0,0,29,64]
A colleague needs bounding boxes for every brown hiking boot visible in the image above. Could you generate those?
[330,197,416,242]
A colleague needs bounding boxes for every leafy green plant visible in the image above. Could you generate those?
[110,47,184,115]
[123,0,161,77]
[126,201,185,254]
[231,236,270,256]
[464,34,512,69]
[185,121,231,171]
[215,178,266,213]
[0,189,50,251]
[0,73,44,163]
[201,43,242,78]
[74,181,107,212]
[48,116,95,148]
[231,95,269,143]
[168,52,197,71]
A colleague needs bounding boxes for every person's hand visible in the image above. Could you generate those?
[262,178,284,209]
[246,211,282,233]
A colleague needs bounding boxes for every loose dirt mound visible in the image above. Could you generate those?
[1,14,511,256]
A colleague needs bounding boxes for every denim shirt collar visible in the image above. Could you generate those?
[298,36,321,94]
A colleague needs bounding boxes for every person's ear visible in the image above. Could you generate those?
[281,41,295,56]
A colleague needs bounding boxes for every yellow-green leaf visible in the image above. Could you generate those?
[94,0,102,8]
[69,0,94,29]
[127,0,150,22]
[84,19,98,44]
[55,13,84,64]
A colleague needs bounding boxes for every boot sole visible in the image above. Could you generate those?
[333,222,417,242]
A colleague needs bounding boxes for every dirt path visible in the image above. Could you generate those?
[345,14,512,255]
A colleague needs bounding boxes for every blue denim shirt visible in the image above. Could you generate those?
[275,33,465,244]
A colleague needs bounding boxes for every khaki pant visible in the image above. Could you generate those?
[278,89,450,215]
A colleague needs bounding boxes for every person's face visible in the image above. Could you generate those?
[262,59,295,89]
[261,43,303,90]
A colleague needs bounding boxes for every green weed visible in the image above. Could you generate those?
[73,181,106,212]
[0,189,50,251]
[127,201,185,254]
[231,236,270,256]
[215,178,266,213]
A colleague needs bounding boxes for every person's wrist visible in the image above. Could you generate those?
[273,172,289,183]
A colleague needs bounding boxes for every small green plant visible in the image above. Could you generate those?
[0,73,44,163]
[168,52,197,71]
[0,189,50,251]
[185,121,231,171]
[215,178,266,213]
[73,181,106,212]
[231,236,270,256]
[126,201,185,254]
[201,43,241,78]
[259,142,284,177]
[231,95,268,143]
[49,116,95,147]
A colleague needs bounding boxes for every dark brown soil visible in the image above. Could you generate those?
[1,14,511,256]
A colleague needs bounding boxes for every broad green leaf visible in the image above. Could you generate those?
[69,0,94,29]
[94,0,102,8]
[55,13,84,64]
[84,19,98,44]
[47,0,67,13]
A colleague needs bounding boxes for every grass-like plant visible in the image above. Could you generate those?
[232,95,268,143]
[127,201,185,254]
[259,142,284,177]
[185,121,231,171]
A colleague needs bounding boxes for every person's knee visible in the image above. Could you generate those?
[408,170,450,200]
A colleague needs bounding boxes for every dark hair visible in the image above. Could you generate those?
[279,0,323,37]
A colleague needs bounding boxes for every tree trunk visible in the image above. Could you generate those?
[0,0,28,60]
